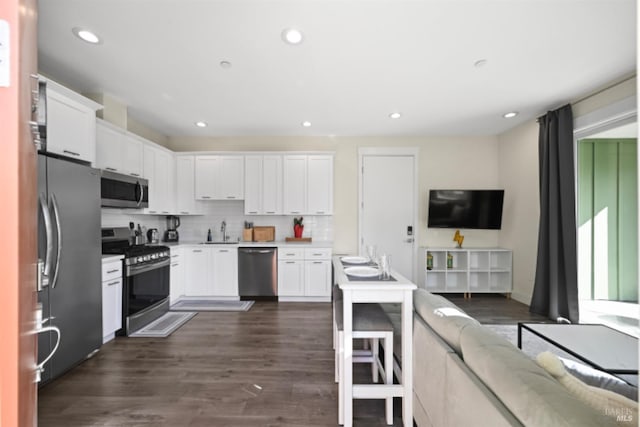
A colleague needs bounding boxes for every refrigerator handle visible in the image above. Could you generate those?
[38,194,52,289]
[50,193,62,289]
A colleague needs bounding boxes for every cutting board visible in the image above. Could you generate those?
[253,226,275,242]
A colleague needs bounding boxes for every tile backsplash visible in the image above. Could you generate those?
[101,201,333,243]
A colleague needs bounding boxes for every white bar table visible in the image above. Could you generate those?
[333,256,417,427]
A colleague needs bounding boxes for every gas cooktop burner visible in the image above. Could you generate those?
[101,227,170,262]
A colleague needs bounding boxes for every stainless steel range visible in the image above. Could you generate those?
[102,227,171,335]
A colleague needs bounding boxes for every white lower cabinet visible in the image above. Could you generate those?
[278,260,305,296]
[211,248,238,296]
[169,248,184,304]
[278,247,332,300]
[184,247,213,296]
[305,260,331,296]
[101,259,123,343]
[183,246,238,297]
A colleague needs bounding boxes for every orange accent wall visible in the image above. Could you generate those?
[0,0,38,425]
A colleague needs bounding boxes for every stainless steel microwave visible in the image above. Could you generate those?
[100,170,149,209]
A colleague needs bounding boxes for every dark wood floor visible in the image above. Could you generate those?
[38,297,541,426]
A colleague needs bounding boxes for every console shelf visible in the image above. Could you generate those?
[419,247,512,298]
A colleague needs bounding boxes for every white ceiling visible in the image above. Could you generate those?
[37,0,636,138]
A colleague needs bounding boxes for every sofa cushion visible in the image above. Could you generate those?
[413,289,478,354]
[444,352,522,427]
[560,357,638,401]
[413,314,455,427]
[460,324,617,427]
[537,351,638,425]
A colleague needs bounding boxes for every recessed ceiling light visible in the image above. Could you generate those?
[389,112,402,119]
[282,28,303,45]
[72,27,101,44]
[503,112,518,119]
[195,121,208,128]
[474,59,488,68]
[301,121,311,127]
[219,61,232,69]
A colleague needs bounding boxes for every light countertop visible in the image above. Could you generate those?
[162,240,333,249]
[101,254,124,263]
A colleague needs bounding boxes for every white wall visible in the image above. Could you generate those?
[497,121,539,304]
[497,75,637,305]
[167,135,501,254]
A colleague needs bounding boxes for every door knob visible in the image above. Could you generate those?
[405,238,414,243]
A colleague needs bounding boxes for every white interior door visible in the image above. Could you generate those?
[360,150,417,281]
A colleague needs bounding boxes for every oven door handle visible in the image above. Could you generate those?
[126,258,170,277]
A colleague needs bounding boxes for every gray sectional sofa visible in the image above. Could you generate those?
[385,290,619,426]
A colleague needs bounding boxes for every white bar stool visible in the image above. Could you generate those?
[334,298,394,425]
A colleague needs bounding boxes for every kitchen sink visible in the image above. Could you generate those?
[200,241,239,245]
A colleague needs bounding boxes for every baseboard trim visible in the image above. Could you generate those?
[510,291,531,306]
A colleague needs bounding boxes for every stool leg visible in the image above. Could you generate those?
[335,333,339,383]
[338,330,344,425]
[385,334,393,425]
[371,338,379,383]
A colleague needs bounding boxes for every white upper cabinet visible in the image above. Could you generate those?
[45,79,101,164]
[244,155,282,215]
[283,154,333,215]
[307,155,333,215]
[283,155,307,215]
[122,134,144,177]
[195,155,245,200]
[96,119,143,177]
[175,155,201,215]
[220,156,244,200]
[244,156,262,214]
[194,156,219,200]
[262,155,283,214]
[143,142,174,215]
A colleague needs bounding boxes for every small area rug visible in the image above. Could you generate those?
[170,299,255,312]
[129,312,196,338]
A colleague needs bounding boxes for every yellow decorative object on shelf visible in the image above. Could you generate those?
[453,229,464,248]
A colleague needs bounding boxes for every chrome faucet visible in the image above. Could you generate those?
[220,220,227,242]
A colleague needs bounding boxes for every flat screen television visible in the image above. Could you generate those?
[427,190,504,230]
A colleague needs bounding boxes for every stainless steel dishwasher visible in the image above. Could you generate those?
[238,247,278,299]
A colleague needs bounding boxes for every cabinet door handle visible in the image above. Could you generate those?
[192,249,202,253]
[226,196,236,199]
[316,211,325,214]
[312,253,323,256]
[106,269,119,274]
[313,261,323,264]
[286,261,296,264]
[107,280,119,286]
[171,255,179,258]
[290,211,300,214]
[106,167,118,172]
[130,173,140,177]
[286,253,296,256]
[219,250,229,253]
[201,196,211,199]
[266,211,275,214]
[63,150,80,157]
[148,210,157,214]
[162,211,169,214]
[180,211,190,215]
[171,263,179,267]
[248,211,258,214]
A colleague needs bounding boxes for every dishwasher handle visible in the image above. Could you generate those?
[240,249,275,254]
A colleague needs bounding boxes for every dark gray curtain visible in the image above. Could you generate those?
[530,104,579,323]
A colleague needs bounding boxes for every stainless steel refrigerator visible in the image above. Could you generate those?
[37,153,102,384]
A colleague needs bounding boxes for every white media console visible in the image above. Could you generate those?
[418,247,512,298]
